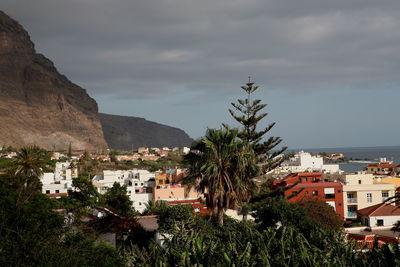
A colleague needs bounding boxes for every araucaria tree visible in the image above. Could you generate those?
[229,79,287,173]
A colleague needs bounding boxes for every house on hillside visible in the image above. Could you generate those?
[357,203,400,227]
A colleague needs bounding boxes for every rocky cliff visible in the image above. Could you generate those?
[99,113,193,150]
[0,11,108,150]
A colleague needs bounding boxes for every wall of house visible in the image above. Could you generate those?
[42,182,69,195]
[343,183,395,219]
[344,173,374,185]
[153,186,185,201]
[286,184,344,218]
[321,164,340,173]
[299,152,323,169]
[41,172,55,184]
[130,193,152,213]
[362,215,400,227]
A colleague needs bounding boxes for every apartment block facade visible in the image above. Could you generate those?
[342,173,395,219]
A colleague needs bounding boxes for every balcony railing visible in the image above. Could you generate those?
[347,198,358,203]
[347,211,357,217]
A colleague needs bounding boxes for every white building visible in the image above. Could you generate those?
[41,162,77,198]
[138,147,149,154]
[92,169,156,213]
[357,203,400,227]
[280,151,341,174]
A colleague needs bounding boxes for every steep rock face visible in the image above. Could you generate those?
[99,113,194,150]
[0,11,108,150]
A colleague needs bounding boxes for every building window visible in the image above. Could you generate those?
[55,190,59,194]
[358,180,362,184]
[325,194,335,199]
[347,193,357,203]
[348,206,357,217]
[324,188,335,199]
[377,219,384,226]
[46,190,50,194]
[367,193,372,203]
[139,202,142,205]
[382,191,389,201]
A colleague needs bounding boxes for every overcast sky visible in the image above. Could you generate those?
[2,0,400,149]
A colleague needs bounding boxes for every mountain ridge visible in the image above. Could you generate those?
[0,11,193,150]
[99,113,193,150]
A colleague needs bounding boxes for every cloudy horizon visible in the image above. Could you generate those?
[2,0,400,149]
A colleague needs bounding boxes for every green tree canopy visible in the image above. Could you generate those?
[184,127,258,226]
[229,79,287,173]
[101,182,135,217]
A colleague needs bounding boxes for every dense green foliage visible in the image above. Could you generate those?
[125,204,400,266]
[297,197,344,230]
[0,174,125,266]
[101,182,136,217]
[0,158,13,169]
[142,200,168,215]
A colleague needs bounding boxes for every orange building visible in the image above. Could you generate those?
[273,172,344,219]
[155,173,171,186]
[152,185,185,201]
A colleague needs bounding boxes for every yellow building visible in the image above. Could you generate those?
[373,176,400,205]
[343,173,395,219]
[155,173,171,186]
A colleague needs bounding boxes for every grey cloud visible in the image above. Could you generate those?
[2,0,400,99]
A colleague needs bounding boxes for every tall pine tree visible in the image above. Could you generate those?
[229,78,287,174]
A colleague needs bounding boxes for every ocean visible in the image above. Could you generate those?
[288,146,400,173]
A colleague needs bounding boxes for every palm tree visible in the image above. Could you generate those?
[13,146,47,187]
[184,127,258,226]
[11,146,48,205]
[142,200,168,215]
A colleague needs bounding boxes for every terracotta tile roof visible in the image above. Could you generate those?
[297,172,323,177]
[366,163,398,168]
[357,203,400,217]
[136,216,159,231]
[293,182,342,188]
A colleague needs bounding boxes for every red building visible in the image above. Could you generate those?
[273,172,344,219]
